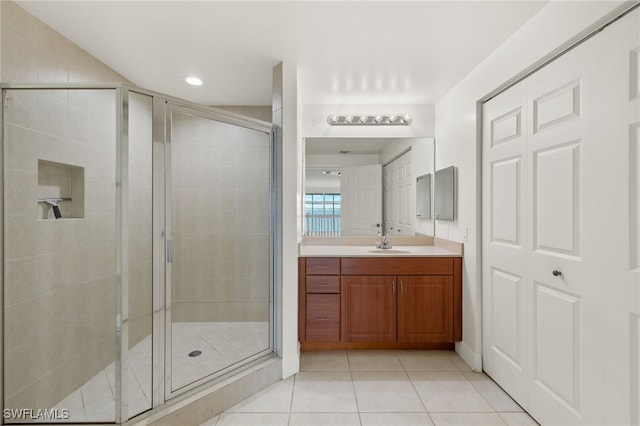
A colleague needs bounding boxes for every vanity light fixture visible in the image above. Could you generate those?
[327,114,412,126]
[185,76,203,86]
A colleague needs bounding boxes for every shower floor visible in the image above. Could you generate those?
[52,322,269,423]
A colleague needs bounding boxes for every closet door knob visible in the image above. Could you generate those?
[552,270,562,277]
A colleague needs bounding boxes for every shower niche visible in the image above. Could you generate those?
[37,159,85,219]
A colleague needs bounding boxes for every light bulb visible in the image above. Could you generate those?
[185,76,203,86]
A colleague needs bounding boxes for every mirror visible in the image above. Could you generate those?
[416,173,432,220]
[304,137,435,236]
[434,165,456,221]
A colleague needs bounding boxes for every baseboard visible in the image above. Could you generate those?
[456,340,482,372]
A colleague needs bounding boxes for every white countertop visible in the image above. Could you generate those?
[299,244,462,258]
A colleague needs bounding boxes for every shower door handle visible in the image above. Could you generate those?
[167,240,173,263]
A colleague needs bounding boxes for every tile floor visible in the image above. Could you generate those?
[201,350,539,426]
[52,322,269,422]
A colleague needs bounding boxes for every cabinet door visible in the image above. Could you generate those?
[397,275,453,342]
[306,294,340,342]
[341,276,396,342]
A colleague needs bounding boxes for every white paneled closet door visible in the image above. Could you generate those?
[482,81,529,408]
[603,9,640,425]
[482,7,639,425]
[525,29,603,425]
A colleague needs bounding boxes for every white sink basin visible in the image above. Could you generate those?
[367,249,411,254]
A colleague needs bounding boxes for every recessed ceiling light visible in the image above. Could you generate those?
[185,76,203,86]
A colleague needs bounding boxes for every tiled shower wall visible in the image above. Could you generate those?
[1,0,133,412]
[171,112,271,322]
[4,88,117,410]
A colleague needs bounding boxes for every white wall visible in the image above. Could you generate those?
[434,0,628,370]
[411,138,435,236]
[281,62,302,378]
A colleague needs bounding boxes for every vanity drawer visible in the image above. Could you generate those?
[306,276,340,293]
[341,257,454,275]
[306,294,340,341]
[306,257,340,275]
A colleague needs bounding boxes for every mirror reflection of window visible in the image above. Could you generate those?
[304,193,342,236]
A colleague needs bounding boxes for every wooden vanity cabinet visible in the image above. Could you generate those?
[342,275,453,344]
[341,276,396,343]
[299,258,341,343]
[299,256,462,350]
[397,275,453,343]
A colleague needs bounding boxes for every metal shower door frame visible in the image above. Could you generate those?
[160,100,275,402]
[0,82,277,425]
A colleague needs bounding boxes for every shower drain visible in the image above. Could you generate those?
[188,350,202,357]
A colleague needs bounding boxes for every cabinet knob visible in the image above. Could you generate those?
[552,270,562,277]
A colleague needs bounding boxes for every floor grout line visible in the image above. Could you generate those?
[286,374,296,426]
[206,351,539,426]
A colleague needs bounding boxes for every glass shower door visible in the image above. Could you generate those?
[165,105,272,394]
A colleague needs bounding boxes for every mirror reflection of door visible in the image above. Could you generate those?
[383,150,415,236]
[340,165,382,235]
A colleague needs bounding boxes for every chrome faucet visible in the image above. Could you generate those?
[376,234,392,249]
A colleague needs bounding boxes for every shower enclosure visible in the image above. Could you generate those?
[0,84,276,423]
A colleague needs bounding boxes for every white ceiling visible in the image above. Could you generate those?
[17,1,547,106]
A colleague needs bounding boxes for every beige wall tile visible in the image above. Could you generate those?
[37,132,70,166]
[214,106,272,123]
[5,384,38,412]
[1,28,37,82]
[4,90,38,132]
[5,257,37,305]
[4,300,38,351]
[4,345,40,395]
[1,1,38,43]
[36,91,70,139]
[4,124,37,172]
[5,214,36,259]
[37,48,69,82]
[5,169,37,215]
